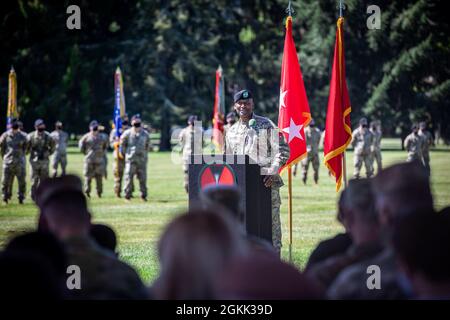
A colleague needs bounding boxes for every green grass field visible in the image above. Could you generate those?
[1,138,449,284]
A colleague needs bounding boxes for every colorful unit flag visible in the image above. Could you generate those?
[114,67,126,138]
[278,16,311,173]
[6,67,18,129]
[212,65,225,150]
[323,17,352,191]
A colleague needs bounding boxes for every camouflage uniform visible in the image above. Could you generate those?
[64,236,148,300]
[121,127,150,199]
[27,130,56,200]
[404,132,424,163]
[351,127,374,179]
[179,125,203,192]
[224,113,290,252]
[79,132,108,196]
[299,126,321,184]
[110,128,126,197]
[418,129,433,175]
[50,129,69,177]
[369,128,382,174]
[0,130,28,202]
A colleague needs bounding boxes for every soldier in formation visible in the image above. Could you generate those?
[369,120,382,175]
[110,116,130,198]
[27,119,56,200]
[293,119,321,184]
[418,121,434,176]
[351,118,374,179]
[0,119,28,204]
[79,120,108,198]
[120,115,151,201]
[50,121,69,177]
[178,115,203,193]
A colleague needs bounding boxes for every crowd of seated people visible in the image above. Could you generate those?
[0,160,449,300]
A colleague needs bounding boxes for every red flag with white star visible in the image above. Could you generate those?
[278,16,311,174]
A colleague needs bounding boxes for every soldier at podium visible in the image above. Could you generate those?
[224,89,290,254]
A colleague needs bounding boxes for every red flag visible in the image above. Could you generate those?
[212,65,225,150]
[278,16,311,173]
[323,17,352,191]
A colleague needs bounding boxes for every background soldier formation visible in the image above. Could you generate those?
[120,115,150,201]
[293,119,321,184]
[178,115,204,193]
[404,122,434,176]
[79,120,108,198]
[0,119,27,204]
[351,118,374,179]
[27,119,56,201]
[50,121,69,177]
[109,115,129,198]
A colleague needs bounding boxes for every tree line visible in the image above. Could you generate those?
[1,0,448,150]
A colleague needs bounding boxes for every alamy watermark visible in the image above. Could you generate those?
[66,265,81,290]
[66,5,81,30]
[366,264,381,290]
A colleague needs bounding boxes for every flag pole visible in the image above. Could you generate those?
[339,0,348,188]
[286,0,295,263]
[288,166,293,262]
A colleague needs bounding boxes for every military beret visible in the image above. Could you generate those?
[35,175,84,208]
[233,90,252,103]
[34,119,45,127]
[89,120,99,128]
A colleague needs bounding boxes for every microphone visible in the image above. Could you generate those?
[248,119,258,134]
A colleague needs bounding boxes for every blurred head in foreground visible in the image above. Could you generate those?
[152,207,246,300]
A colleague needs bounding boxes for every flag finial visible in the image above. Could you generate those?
[286,1,295,17]
[338,0,346,18]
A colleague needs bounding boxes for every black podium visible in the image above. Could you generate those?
[188,154,272,244]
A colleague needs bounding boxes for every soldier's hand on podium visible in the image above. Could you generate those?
[263,175,274,188]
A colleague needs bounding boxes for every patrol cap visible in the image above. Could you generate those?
[233,89,252,103]
[35,175,83,208]
[188,115,198,124]
[359,118,368,126]
[412,123,419,131]
[131,114,141,122]
[309,119,316,126]
[226,112,236,119]
[89,120,99,128]
[34,119,45,127]
[55,121,63,127]
[419,121,427,129]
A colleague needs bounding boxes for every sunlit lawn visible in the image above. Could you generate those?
[1,138,449,283]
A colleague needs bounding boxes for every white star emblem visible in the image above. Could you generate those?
[279,88,288,109]
[282,118,304,143]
